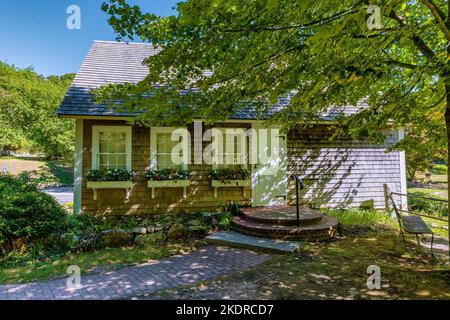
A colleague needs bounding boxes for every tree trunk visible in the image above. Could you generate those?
[445,104,450,258]
[446,1,450,258]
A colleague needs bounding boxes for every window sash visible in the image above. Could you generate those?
[150,127,189,170]
[213,128,248,169]
[92,126,132,171]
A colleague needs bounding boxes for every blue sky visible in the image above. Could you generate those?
[0,0,179,76]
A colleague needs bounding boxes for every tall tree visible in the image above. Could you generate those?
[0,63,75,160]
[98,0,449,254]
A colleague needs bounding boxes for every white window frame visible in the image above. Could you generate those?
[91,125,132,171]
[150,127,189,170]
[212,128,248,169]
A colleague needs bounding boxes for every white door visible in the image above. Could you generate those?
[251,125,288,207]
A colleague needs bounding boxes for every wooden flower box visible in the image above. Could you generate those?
[147,180,190,199]
[211,179,251,198]
[87,181,133,201]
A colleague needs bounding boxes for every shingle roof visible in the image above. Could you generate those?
[58,41,159,117]
[58,41,364,119]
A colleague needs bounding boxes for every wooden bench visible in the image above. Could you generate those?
[389,194,434,256]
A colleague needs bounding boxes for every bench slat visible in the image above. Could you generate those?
[401,216,433,234]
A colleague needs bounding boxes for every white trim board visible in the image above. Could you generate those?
[398,128,407,210]
[73,119,84,214]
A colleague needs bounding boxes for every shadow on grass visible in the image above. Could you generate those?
[150,229,450,300]
[18,161,74,187]
[45,161,73,186]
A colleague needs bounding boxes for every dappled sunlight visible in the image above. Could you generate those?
[153,232,449,300]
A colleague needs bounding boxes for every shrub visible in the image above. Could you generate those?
[228,202,240,216]
[145,167,190,180]
[323,208,393,226]
[209,167,250,181]
[86,169,132,181]
[0,174,68,256]
[432,164,448,174]
[216,212,233,228]
[407,193,448,217]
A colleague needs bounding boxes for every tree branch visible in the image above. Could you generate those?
[419,0,450,41]
[222,0,365,33]
[383,60,419,69]
[388,10,436,60]
[207,44,307,86]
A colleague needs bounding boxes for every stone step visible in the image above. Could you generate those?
[206,230,302,253]
[232,215,338,241]
[240,205,323,226]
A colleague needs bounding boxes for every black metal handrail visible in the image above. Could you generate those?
[290,175,304,227]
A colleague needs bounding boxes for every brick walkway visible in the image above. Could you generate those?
[0,246,270,300]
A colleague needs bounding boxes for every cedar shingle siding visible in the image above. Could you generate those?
[287,125,403,208]
[81,120,252,215]
[80,120,403,215]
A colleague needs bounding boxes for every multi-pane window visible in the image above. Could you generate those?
[92,126,132,171]
[156,132,181,169]
[98,132,127,170]
[150,127,189,170]
[213,128,247,169]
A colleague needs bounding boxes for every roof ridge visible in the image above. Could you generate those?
[93,40,153,46]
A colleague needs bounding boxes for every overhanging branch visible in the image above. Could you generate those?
[420,0,450,41]
[388,11,436,60]
[384,60,419,69]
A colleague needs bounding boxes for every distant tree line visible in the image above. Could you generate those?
[0,62,74,161]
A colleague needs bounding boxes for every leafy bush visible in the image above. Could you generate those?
[145,167,190,180]
[86,169,132,181]
[216,212,233,228]
[67,213,104,234]
[408,193,448,217]
[209,167,250,181]
[432,164,448,174]
[323,208,393,226]
[228,202,240,216]
[0,174,68,256]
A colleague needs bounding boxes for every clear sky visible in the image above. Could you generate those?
[0,0,179,76]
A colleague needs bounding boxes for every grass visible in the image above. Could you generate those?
[323,208,447,247]
[0,157,73,187]
[423,217,449,238]
[323,208,393,227]
[430,174,447,183]
[252,235,450,300]
[153,228,450,300]
[0,239,203,285]
[415,172,447,184]
[408,188,447,200]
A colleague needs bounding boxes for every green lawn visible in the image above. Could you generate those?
[151,210,449,300]
[408,187,447,200]
[0,240,202,285]
[415,172,447,184]
[430,174,447,183]
[152,231,450,300]
[0,157,73,186]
